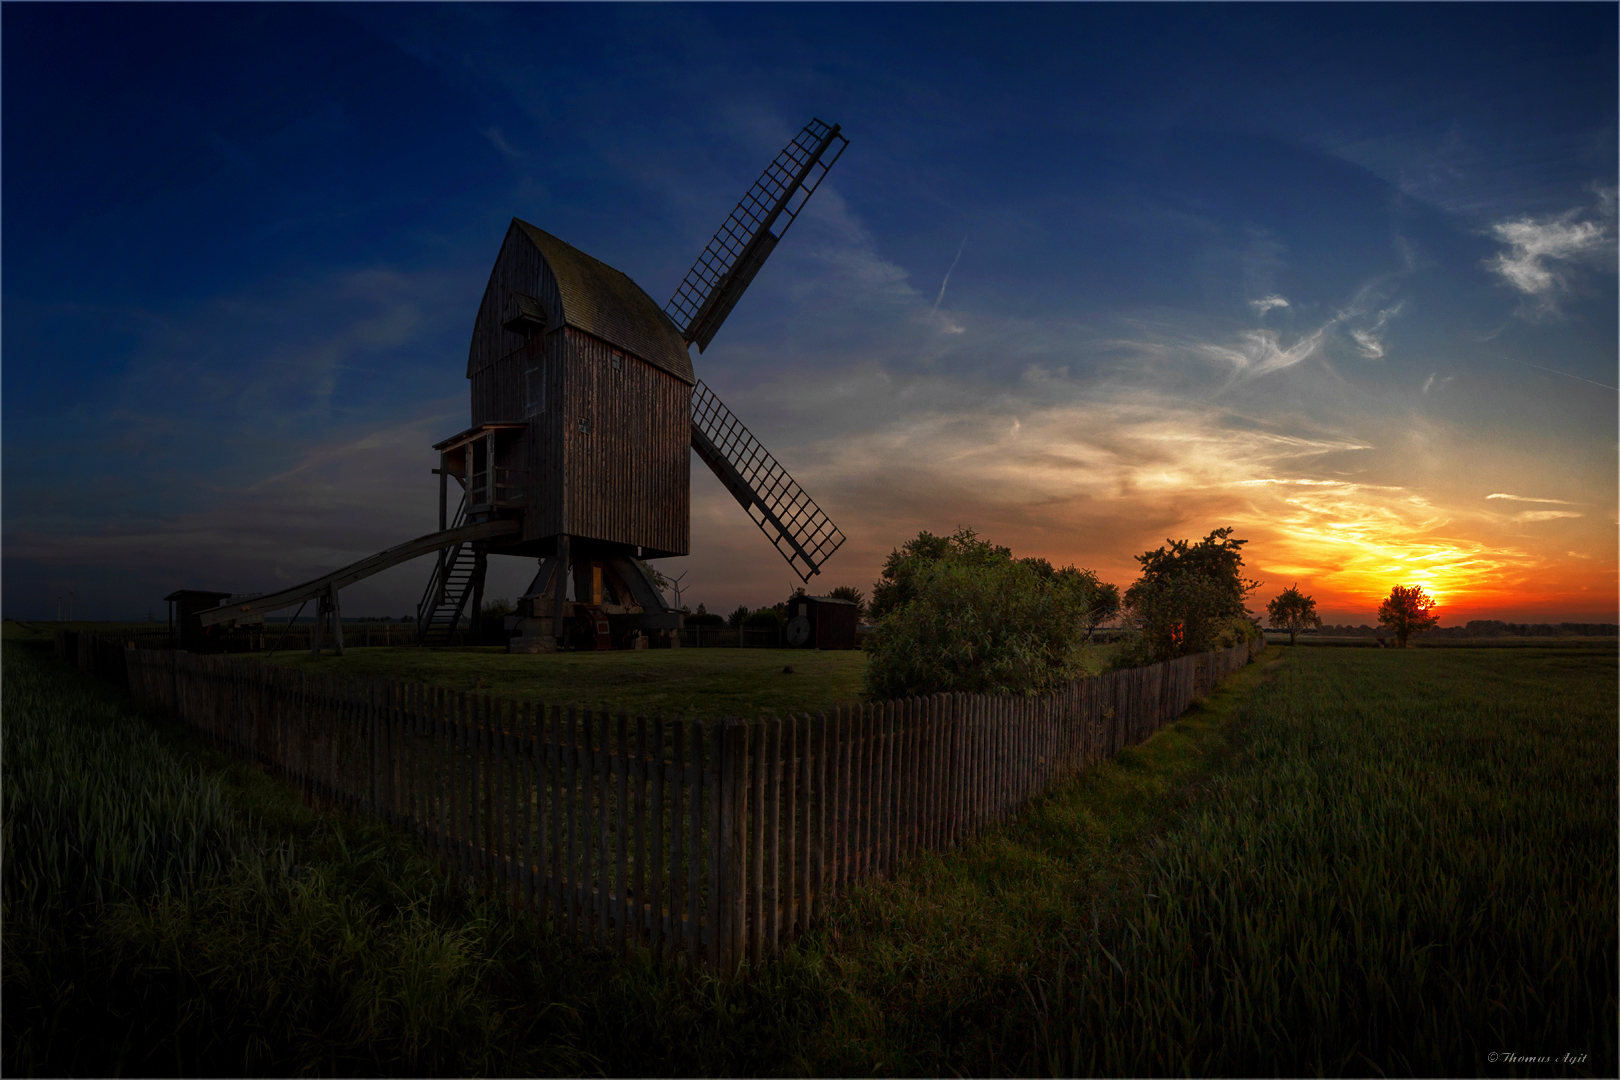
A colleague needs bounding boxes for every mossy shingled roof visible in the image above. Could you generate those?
[516,220,694,385]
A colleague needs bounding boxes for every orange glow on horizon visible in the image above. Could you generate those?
[1231,479,1615,622]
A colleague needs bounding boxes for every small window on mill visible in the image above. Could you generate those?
[578,417,592,434]
[610,351,623,371]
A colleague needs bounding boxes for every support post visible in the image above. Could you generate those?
[469,544,488,644]
[485,430,496,505]
[330,583,345,656]
[553,534,570,651]
[439,453,448,531]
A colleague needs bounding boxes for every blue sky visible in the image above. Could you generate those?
[6,3,1616,623]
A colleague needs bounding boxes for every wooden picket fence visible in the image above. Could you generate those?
[66,632,1263,974]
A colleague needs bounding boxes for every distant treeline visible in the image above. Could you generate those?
[1308,621,1618,639]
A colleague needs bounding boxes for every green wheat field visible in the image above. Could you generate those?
[3,632,1613,1076]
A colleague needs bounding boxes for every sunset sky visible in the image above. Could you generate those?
[6,3,1616,625]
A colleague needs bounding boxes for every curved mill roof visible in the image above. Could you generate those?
[467,220,693,385]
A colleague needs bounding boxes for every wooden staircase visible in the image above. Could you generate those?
[416,500,486,645]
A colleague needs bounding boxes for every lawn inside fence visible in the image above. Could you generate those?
[258,640,1121,717]
[260,644,872,719]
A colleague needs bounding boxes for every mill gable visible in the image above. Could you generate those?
[456,220,695,560]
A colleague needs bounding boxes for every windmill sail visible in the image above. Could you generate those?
[665,118,849,352]
[690,381,845,582]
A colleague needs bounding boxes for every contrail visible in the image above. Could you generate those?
[933,235,967,311]
[1495,352,1618,391]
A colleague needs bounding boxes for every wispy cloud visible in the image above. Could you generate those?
[1484,493,1585,523]
[798,187,920,307]
[1199,277,1406,381]
[1487,189,1616,317]
[1199,325,1331,378]
[1486,493,1577,504]
[933,235,967,311]
[1349,301,1402,359]
[482,126,525,160]
[1514,510,1583,522]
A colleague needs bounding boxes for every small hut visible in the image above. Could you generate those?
[783,594,859,650]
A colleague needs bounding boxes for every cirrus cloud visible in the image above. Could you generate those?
[1487,188,1616,317]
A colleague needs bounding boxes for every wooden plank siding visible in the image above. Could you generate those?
[80,630,1263,977]
[561,328,690,556]
[467,221,566,380]
[460,220,691,558]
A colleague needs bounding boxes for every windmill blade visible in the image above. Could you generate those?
[666,118,849,352]
[690,381,845,583]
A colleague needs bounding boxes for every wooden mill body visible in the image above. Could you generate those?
[444,219,695,559]
[430,220,695,649]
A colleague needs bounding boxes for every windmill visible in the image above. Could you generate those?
[427,118,852,652]
[194,119,850,655]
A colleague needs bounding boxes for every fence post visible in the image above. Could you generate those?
[748,719,764,969]
[706,721,724,971]
[766,715,782,951]
[811,711,827,922]
[650,714,665,954]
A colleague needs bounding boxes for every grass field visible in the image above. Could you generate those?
[1267,633,1618,650]
[803,644,1616,1076]
[5,637,1612,1076]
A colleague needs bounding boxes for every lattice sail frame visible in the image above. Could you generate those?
[690,381,845,583]
[665,119,848,352]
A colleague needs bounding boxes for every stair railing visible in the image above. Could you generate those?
[415,493,468,644]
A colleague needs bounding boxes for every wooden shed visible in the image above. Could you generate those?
[165,589,233,651]
[783,594,860,650]
[456,219,694,560]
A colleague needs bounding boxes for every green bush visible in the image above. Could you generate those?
[862,556,1092,699]
[869,529,1011,621]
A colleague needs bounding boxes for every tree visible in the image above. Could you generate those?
[1378,584,1439,647]
[727,605,750,628]
[1121,528,1262,664]
[1266,584,1321,646]
[827,585,867,620]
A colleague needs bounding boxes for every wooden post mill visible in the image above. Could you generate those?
[199,118,851,653]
